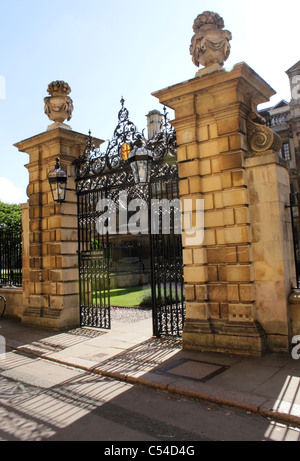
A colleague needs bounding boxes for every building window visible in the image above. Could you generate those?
[280,142,291,161]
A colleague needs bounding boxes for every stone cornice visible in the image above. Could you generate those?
[14,127,104,153]
[152,62,276,109]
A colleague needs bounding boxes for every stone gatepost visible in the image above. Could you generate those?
[153,12,295,355]
[15,81,102,330]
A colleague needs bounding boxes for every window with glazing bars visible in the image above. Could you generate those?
[280,142,291,161]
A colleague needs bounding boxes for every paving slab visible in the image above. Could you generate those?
[1,359,83,388]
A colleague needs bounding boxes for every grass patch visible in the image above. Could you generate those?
[93,286,152,307]
[92,285,185,308]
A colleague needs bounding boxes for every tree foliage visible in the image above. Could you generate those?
[0,202,22,232]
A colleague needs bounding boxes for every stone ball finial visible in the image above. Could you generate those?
[44,80,74,126]
[190,11,232,76]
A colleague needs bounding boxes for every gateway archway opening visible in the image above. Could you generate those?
[75,100,185,337]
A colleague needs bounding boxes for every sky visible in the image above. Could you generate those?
[0,0,299,204]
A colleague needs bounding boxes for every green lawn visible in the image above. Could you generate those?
[93,286,152,307]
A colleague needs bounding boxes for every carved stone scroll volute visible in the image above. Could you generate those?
[247,112,282,156]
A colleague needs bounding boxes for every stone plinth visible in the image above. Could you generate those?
[15,128,103,330]
[153,62,295,355]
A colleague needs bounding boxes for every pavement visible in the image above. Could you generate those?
[1,308,300,428]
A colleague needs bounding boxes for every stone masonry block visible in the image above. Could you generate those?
[218,266,227,282]
[205,210,224,228]
[225,247,237,263]
[185,285,195,301]
[184,266,207,284]
[189,176,202,194]
[229,304,255,322]
[238,245,252,263]
[195,285,207,301]
[201,175,222,193]
[214,192,223,209]
[224,226,250,245]
[204,194,214,210]
[178,159,200,178]
[217,116,240,135]
[56,282,79,296]
[193,248,207,265]
[197,125,209,141]
[234,207,249,225]
[229,134,247,151]
[199,159,211,176]
[221,172,232,189]
[207,247,225,264]
[216,229,225,245]
[207,266,218,282]
[232,170,246,187]
[199,140,219,158]
[48,216,62,229]
[204,229,216,246]
[209,123,218,139]
[239,284,255,302]
[221,152,244,171]
[222,189,247,207]
[208,284,227,302]
[223,208,235,226]
[227,284,240,302]
[227,265,252,283]
[179,179,189,196]
[186,302,208,320]
[183,248,193,265]
[211,158,221,174]
[209,303,220,319]
[220,303,229,319]
[218,137,230,153]
[186,143,199,160]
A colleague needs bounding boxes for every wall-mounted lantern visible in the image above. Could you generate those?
[48,157,68,203]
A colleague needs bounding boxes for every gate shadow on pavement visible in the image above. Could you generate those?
[1,317,300,441]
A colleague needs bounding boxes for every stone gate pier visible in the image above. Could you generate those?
[14,82,103,330]
[153,12,296,355]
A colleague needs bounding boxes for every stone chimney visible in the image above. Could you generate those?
[146,110,163,139]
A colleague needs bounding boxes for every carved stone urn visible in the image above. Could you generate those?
[190,11,232,76]
[44,81,74,127]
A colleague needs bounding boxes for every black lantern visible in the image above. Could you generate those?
[48,157,68,203]
[128,135,153,184]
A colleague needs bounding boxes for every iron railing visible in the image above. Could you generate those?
[0,226,22,287]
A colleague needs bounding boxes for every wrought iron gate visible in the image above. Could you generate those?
[75,100,185,336]
[289,185,300,289]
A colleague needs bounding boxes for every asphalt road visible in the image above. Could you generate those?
[0,350,299,444]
